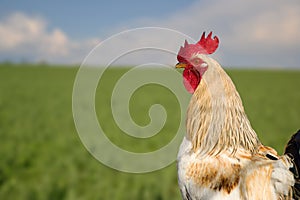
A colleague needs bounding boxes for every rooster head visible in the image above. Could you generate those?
[176,32,219,93]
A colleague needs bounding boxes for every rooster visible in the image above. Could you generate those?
[175,31,300,200]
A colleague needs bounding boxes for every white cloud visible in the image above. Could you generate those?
[166,0,300,46]
[0,12,100,63]
[226,0,300,51]
[111,0,300,67]
[0,12,45,49]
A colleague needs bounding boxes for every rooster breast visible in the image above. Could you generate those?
[177,137,294,200]
[177,136,241,200]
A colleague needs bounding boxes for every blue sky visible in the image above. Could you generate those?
[0,0,197,39]
[0,0,300,68]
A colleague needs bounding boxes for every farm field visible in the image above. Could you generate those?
[0,64,299,200]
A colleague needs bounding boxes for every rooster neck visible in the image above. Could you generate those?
[186,59,261,156]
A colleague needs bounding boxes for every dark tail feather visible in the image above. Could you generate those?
[284,129,300,199]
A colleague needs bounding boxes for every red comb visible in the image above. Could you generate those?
[177,31,219,63]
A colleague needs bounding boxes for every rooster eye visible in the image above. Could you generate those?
[191,58,202,66]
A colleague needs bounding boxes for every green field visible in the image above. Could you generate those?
[0,64,299,200]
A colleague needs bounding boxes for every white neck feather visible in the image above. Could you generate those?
[185,58,261,156]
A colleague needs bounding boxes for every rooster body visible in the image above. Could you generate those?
[176,32,298,200]
[178,140,294,199]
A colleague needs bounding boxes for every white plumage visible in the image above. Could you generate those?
[175,32,297,200]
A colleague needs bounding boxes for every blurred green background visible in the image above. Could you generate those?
[0,63,299,200]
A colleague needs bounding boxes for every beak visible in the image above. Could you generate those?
[175,63,187,68]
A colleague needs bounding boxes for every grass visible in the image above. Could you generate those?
[0,64,299,199]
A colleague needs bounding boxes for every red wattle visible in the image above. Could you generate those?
[183,68,200,94]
